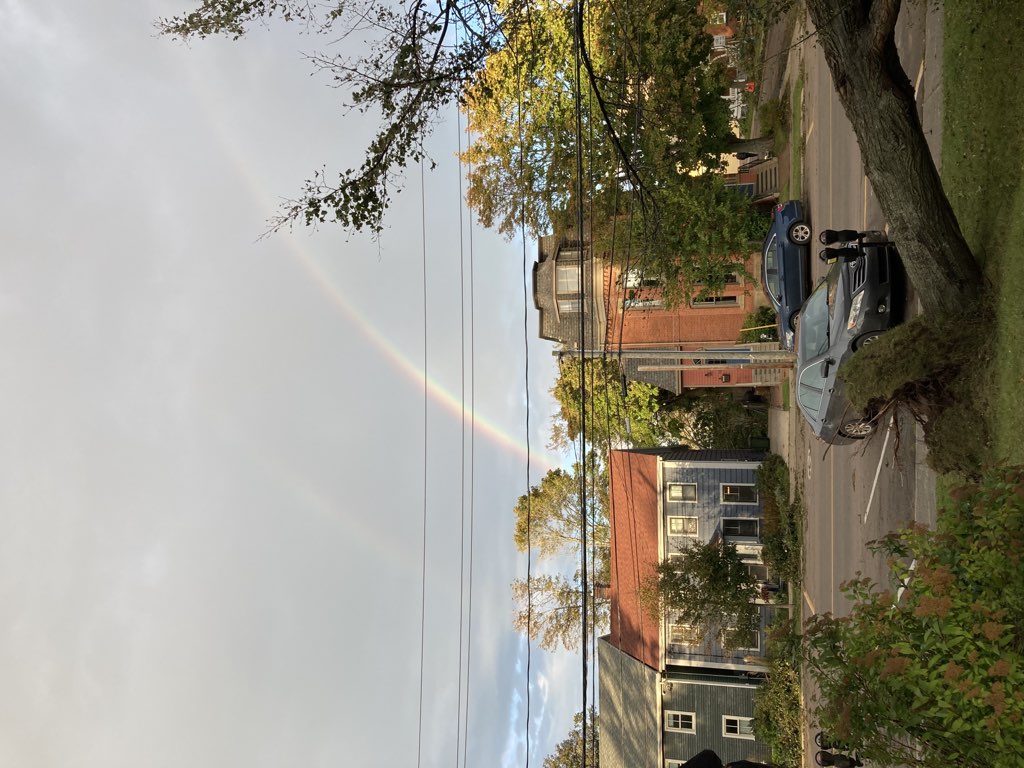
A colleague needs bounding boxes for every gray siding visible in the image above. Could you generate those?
[598,638,660,768]
[659,452,772,669]
[661,672,772,765]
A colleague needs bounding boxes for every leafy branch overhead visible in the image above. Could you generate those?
[159,0,767,273]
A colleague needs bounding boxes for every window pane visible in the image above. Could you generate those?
[557,298,581,313]
[723,518,759,538]
[722,484,758,504]
[556,264,580,294]
[668,516,698,537]
[667,483,697,502]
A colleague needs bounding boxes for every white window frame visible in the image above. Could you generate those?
[710,11,727,24]
[690,295,740,308]
[667,482,698,503]
[557,298,581,313]
[555,263,581,294]
[667,516,698,537]
[668,623,703,646]
[723,715,755,740]
[720,483,758,505]
[665,710,696,734]
[721,625,761,652]
[722,518,760,540]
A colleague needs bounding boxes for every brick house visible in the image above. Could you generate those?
[533,232,763,394]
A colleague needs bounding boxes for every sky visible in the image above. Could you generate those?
[0,1,589,765]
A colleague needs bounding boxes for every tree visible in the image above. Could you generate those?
[157,0,513,234]
[639,541,760,650]
[550,357,675,458]
[544,707,599,768]
[513,463,609,559]
[158,0,772,267]
[512,572,609,652]
[663,391,767,450]
[803,0,985,316]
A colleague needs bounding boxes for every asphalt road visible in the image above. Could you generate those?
[791,3,943,761]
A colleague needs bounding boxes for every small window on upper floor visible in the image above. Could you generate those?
[667,516,698,537]
[667,482,697,503]
[722,518,759,539]
[710,11,727,25]
[557,298,581,313]
[721,484,758,504]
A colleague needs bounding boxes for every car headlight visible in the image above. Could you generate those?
[784,329,794,348]
[847,291,865,330]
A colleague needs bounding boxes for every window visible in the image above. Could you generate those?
[667,483,697,503]
[690,295,739,308]
[722,518,759,539]
[557,298,581,313]
[666,761,686,768]
[622,268,660,289]
[622,297,664,310]
[556,263,581,294]
[721,484,758,504]
[723,716,755,740]
[712,34,727,49]
[665,711,696,734]
[667,516,698,537]
[721,625,760,651]
[668,624,703,646]
[710,11,727,24]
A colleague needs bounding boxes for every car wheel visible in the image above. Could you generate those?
[854,331,882,350]
[839,418,875,439]
[788,221,812,244]
[788,311,800,332]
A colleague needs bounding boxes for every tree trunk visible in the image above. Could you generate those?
[725,135,775,156]
[804,0,986,316]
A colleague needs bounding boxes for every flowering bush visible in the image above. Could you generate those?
[802,466,1024,767]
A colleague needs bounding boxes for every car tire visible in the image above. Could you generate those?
[839,418,875,439]
[853,331,883,350]
[788,221,812,245]
[788,311,800,332]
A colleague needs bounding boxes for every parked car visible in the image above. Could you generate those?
[761,200,812,349]
[794,235,904,442]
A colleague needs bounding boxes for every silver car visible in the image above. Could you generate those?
[795,237,904,442]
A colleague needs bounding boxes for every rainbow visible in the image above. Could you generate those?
[284,241,559,472]
[184,53,558,474]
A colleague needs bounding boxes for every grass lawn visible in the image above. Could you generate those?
[943,0,1024,465]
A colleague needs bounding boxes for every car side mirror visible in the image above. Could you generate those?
[820,358,835,376]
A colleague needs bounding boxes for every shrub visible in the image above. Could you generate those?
[838,307,994,475]
[754,618,802,767]
[738,305,779,343]
[756,455,802,583]
[803,465,1024,767]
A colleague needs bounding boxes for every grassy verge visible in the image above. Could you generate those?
[943,0,1024,466]
[788,68,803,200]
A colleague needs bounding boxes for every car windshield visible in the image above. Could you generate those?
[798,283,830,358]
[797,266,841,359]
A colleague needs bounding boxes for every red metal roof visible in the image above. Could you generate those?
[607,450,662,669]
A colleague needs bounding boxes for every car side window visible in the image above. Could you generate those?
[764,238,780,299]
[798,365,825,416]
